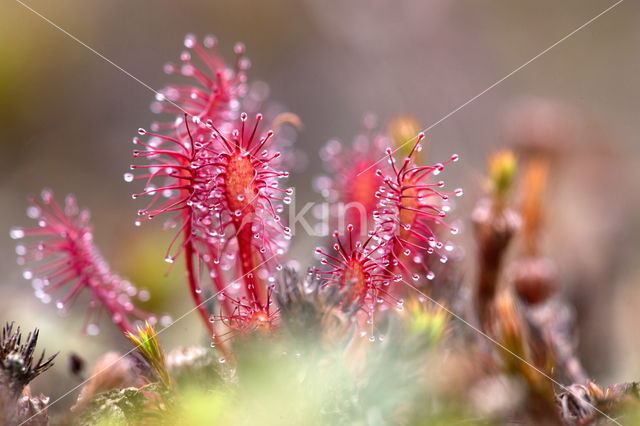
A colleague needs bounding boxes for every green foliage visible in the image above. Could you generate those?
[75,299,480,425]
[488,150,517,205]
[153,309,467,425]
[126,322,171,388]
[76,387,147,426]
[405,301,448,346]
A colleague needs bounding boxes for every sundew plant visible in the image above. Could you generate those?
[4,33,640,426]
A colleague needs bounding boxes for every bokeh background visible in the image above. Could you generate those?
[1,0,639,413]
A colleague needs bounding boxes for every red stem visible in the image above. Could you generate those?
[183,220,233,360]
[235,222,266,305]
[209,261,233,314]
[183,220,214,334]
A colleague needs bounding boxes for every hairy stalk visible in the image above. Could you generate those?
[235,223,266,305]
[183,228,212,333]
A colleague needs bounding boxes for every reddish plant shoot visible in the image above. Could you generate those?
[130,34,292,340]
[130,113,291,335]
[130,118,220,332]
[315,117,388,237]
[10,190,150,334]
[209,286,279,346]
[151,33,249,131]
[375,133,462,283]
[315,225,397,320]
[204,113,291,306]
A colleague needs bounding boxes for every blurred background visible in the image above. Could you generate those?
[1,0,638,413]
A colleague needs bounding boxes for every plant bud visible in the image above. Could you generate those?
[513,257,557,305]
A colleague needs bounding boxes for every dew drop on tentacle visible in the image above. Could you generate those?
[184,33,196,48]
[26,206,41,219]
[41,189,53,203]
[138,289,150,302]
[203,35,216,48]
[163,63,176,74]
[10,228,25,240]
